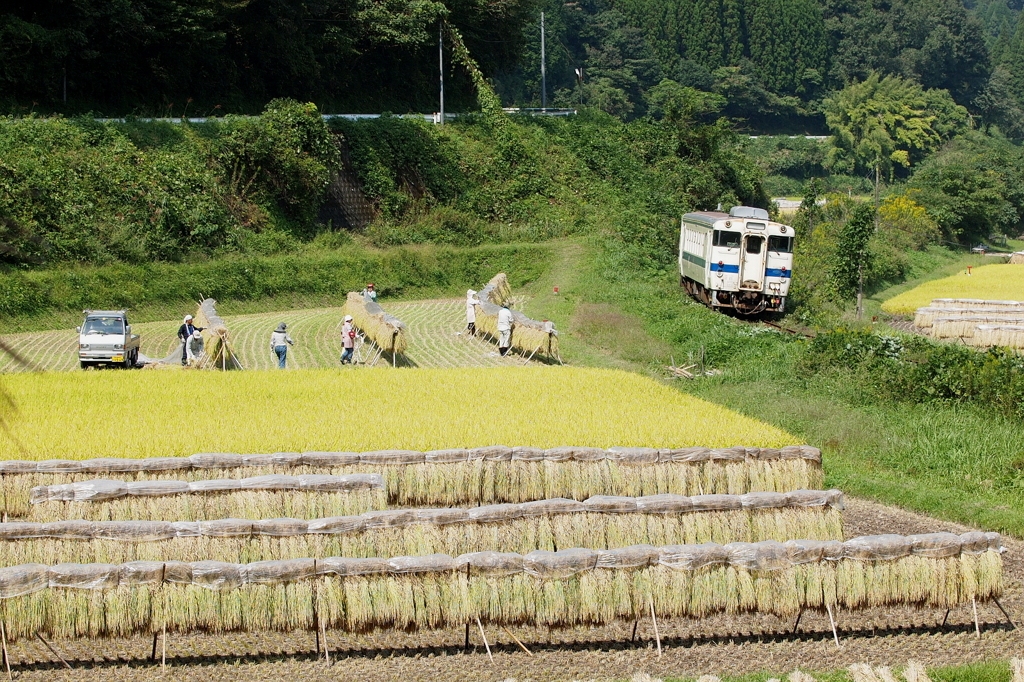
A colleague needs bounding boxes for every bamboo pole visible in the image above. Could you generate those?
[476,617,493,664]
[826,603,840,648]
[0,620,10,681]
[649,600,661,658]
[973,597,981,638]
[501,626,533,656]
[35,633,71,669]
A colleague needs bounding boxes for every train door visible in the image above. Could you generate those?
[739,233,766,290]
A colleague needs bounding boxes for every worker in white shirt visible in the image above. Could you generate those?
[496,303,514,356]
[270,323,295,368]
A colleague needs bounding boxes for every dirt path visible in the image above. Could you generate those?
[7,498,1022,681]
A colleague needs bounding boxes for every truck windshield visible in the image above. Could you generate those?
[82,317,124,335]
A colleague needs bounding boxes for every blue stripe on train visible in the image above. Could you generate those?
[707,264,791,277]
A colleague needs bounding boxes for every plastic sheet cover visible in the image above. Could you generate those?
[907,533,962,558]
[360,450,425,465]
[469,504,524,523]
[689,495,742,512]
[724,541,789,571]
[387,554,459,574]
[191,561,244,591]
[606,447,659,465]
[424,449,469,463]
[843,535,912,561]
[636,495,693,514]
[520,498,585,516]
[456,551,524,576]
[0,564,48,598]
[583,496,638,513]
[659,543,729,571]
[524,548,599,579]
[511,447,546,461]
[596,545,659,569]
[245,559,317,583]
[48,563,120,590]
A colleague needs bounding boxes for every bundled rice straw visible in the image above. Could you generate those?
[341,292,407,355]
[913,307,1024,332]
[930,316,1024,339]
[972,325,1024,350]
[930,298,1024,311]
[25,474,386,522]
[1010,252,1024,265]
[0,446,823,517]
[0,533,1002,641]
[193,298,242,370]
[0,490,845,566]
[473,273,559,359]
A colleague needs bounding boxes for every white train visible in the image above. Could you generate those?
[679,206,794,315]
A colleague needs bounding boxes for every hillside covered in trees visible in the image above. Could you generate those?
[2,0,1021,131]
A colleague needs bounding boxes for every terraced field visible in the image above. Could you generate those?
[0,299,537,372]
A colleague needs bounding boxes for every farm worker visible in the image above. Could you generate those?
[341,315,356,365]
[361,283,377,302]
[496,302,514,356]
[465,289,482,336]
[177,315,205,366]
[185,329,205,365]
[270,323,294,369]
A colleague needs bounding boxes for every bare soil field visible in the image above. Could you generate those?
[6,498,1021,681]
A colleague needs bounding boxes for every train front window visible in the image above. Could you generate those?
[713,230,741,248]
[745,236,764,254]
[768,235,793,253]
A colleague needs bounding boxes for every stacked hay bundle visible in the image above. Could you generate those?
[0,490,845,565]
[193,298,242,370]
[973,325,1024,350]
[473,273,559,359]
[341,292,408,356]
[0,446,824,517]
[25,474,386,522]
[911,299,1024,349]
[0,532,1002,640]
[1011,252,1024,265]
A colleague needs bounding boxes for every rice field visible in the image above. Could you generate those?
[0,298,534,373]
[882,264,1024,315]
[0,367,794,459]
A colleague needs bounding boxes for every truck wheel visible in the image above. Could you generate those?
[80,361,90,370]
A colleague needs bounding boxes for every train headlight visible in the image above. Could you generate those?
[781,226,787,233]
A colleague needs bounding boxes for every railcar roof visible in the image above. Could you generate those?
[684,211,729,220]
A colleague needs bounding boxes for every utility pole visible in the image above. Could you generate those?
[540,12,547,110]
[438,22,445,125]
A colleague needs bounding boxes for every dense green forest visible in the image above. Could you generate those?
[2,0,1022,130]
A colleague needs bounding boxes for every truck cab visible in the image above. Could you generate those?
[77,310,140,369]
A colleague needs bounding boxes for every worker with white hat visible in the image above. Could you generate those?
[176,314,205,366]
[269,322,294,369]
[465,289,482,336]
[341,315,356,365]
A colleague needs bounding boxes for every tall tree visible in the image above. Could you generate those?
[824,73,968,194]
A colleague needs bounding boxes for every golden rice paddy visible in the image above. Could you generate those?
[0,367,794,460]
[882,264,1024,315]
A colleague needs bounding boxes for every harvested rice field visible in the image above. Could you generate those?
[882,263,1024,315]
[0,498,1020,681]
[0,367,793,458]
[0,298,535,373]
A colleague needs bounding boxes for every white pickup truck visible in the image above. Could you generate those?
[77,310,141,369]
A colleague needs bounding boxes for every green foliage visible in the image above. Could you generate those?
[907,130,1024,243]
[827,203,874,298]
[824,0,991,106]
[802,328,1024,420]
[0,242,551,321]
[329,115,463,218]
[824,73,968,180]
[214,100,340,235]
